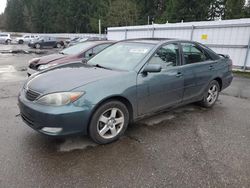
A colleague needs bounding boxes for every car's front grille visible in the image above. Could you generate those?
[21,113,34,126]
[25,89,41,101]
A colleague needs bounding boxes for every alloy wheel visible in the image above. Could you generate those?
[35,44,40,49]
[97,108,125,139]
[207,84,218,105]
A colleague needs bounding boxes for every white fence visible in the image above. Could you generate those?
[107,19,250,70]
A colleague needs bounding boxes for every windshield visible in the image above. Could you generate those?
[88,42,154,71]
[61,42,95,55]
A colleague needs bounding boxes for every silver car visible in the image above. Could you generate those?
[0,33,11,44]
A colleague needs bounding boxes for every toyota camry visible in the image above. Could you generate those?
[18,38,233,144]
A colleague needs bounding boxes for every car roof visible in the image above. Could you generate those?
[119,38,204,45]
[78,40,115,45]
[120,38,174,44]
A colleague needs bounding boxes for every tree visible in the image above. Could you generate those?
[0,13,6,30]
[2,0,249,33]
[208,0,225,20]
[224,0,245,19]
[104,0,139,27]
[163,0,212,23]
[5,0,26,31]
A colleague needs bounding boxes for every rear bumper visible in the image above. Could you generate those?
[18,90,93,136]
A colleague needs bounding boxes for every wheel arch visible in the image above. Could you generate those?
[214,77,222,91]
[87,95,134,132]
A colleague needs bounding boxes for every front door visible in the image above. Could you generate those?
[137,43,184,115]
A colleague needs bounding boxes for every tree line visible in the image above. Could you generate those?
[0,0,249,33]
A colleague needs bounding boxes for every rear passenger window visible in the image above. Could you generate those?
[149,43,180,68]
[181,43,211,64]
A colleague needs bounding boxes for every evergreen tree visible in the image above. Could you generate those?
[224,0,245,19]
[2,0,249,33]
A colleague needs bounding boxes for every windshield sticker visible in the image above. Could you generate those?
[129,48,149,54]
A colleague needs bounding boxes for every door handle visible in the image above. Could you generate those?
[176,72,183,78]
[209,65,215,70]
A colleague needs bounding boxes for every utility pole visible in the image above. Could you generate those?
[99,19,101,39]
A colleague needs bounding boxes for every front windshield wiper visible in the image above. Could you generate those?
[93,64,112,70]
[59,52,66,55]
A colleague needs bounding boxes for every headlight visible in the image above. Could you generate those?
[38,63,58,70]
[36,92,84,106]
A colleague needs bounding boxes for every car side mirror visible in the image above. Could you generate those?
[82,58,88,64]
[143,64,162,74]
[88,53,96,58]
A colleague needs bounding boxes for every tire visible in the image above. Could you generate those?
[89,101,129,144]
[56,43,62,48]
[19,40,24,44]
[199,80,220,108]
[35,43,41,49]
[5,39,11,45]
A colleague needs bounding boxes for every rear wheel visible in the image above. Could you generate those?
[19,40,24,44]
[89,101,129,144]
[199,80,220,108]
[35,43,41,49]
[5,39,11,44]
[56,43,62,48]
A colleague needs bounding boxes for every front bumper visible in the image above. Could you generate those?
[18,90,93,136]
[27,67,38,76]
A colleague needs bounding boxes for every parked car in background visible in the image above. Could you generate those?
[28,36,64,49]
[27,40,114,76]
[15,34,39,44]
[18,38,233,144]
[67,37,106,47]
[65,37,81,45]
[0,33,12,44]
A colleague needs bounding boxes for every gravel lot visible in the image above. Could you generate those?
[0,44,249,188]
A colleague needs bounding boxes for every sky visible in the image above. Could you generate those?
[0,0,7,14]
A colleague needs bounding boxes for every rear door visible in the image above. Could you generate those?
[180,42,216,101]
[137,43,184,115]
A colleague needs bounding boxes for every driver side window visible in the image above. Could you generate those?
[148,43,180,69]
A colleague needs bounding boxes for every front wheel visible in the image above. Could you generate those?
[35,43,41,49]
[89,101,129,144]
[199,80,220,108]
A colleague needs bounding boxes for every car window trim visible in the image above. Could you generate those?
[139,42,181,73]
[180,42,214,66]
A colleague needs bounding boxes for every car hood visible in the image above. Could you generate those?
[37,54,66,64]
[26,62,124,94]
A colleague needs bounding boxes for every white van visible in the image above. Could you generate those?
[15,35,39,44]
